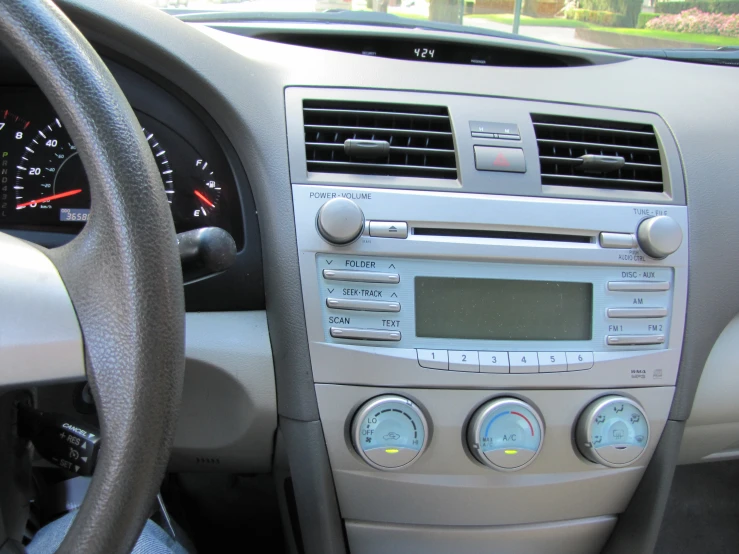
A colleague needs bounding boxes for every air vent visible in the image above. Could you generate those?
[304,100,457,179]
[531,114,663,193]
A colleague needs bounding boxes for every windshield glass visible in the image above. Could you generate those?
[142,0,739,50]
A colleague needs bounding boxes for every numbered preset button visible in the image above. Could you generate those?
[449,351,480,373]
[479,352,510,374]
[417,349,449,370]
[509,352,539,374]
[538,352,568,373]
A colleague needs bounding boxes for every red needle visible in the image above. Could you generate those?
[16,189,83,209]
[194,190,215,209]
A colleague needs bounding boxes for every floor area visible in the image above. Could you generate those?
[655,460,739,554]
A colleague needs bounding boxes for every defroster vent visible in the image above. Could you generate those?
[304,100,457,179]
[532,114,664,193]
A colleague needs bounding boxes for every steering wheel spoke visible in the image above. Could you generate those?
[0,232,84,388]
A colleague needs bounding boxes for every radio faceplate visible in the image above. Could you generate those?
[294,184,688,389]
[318,254,674,353]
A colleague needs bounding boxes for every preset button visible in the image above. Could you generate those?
[509,352,539,373]
[449,351,480,372]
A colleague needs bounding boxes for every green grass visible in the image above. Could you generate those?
[466,14,591,27]
[589,26,739,46]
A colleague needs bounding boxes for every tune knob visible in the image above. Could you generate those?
[576,396,650,468]
[351,395,429,471]
[316,198,364,245]
[467,398,544,471]
[636,216,682,259]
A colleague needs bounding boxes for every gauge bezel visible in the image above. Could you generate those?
[351,394,430,472]
[467,397,545,472]
[576,395,650,468]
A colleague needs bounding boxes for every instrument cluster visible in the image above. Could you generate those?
[0,87,241,240]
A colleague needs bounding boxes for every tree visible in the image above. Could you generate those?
[429,0,463,23]
[522,0,540,17]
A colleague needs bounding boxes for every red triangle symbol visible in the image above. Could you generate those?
[493,153,510,167]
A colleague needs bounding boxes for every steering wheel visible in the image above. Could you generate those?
[0,1,185,553]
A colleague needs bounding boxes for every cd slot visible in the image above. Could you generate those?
[412,227,593,244]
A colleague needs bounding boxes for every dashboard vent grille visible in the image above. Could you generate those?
[303,100,457,179]
[531,114,663,193]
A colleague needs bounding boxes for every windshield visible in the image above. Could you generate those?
[144,0,739,50]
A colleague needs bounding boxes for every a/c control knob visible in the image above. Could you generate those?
[316,198,364,245]
[636,216,683,259]
[467,398,544,471]
[351,395,429,471]
[576,395,650,468]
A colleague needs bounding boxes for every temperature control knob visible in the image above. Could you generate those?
[636,216,682,259]
[576,395,650,468]
[351,395,429,471]
[317,198,364,245]
[467,398,544,471]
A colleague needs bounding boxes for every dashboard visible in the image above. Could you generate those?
[8,2,739,554]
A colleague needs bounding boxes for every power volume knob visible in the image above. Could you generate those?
[316,198,364,245]
[636,216,683,259]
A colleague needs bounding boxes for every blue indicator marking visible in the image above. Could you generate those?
[484,410,510,437]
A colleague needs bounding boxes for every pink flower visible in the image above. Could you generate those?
[646,8,739,37]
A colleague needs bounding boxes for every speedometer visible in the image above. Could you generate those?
[14,119,173,224]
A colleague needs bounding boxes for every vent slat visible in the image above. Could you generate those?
[532,113,664,193]
[305,124,453,138]
[305,142,456,157]
[533,122,656,137]
[304,100,457,180]
[536,139,659,153]
[304,107,450,120]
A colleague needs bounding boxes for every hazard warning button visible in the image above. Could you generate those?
[474,146,526,174]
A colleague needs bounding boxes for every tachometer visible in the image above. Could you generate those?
[1,110,33,219]
[14,119,174,224]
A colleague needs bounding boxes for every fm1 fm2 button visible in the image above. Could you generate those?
[467,398,544,471]
[576,395,650,468]
[351,395,429,471]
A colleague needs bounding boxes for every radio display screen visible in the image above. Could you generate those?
[415,277,593,341]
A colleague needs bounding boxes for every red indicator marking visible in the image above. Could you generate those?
[493,153,510,167]
[194,190,215,209]
[511,411,534,436]
[16,189,82,209]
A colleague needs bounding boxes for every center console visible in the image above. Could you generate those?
[287,87,687,553]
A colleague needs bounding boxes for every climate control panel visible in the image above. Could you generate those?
[348,393,652,473]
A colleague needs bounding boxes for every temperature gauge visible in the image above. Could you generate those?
[351,395,429,471]
[467,398,544,471]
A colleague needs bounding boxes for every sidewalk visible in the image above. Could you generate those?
[464,17,605,48]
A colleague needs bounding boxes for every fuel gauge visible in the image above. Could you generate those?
[185,158,221,219]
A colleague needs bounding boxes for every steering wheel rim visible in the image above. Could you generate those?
[0,1,185,552]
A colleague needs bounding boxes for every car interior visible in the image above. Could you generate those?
[0,0,738,553]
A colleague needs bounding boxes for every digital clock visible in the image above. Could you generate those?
[413,47,435,60]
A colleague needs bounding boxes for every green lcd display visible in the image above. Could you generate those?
[414,277,593,341]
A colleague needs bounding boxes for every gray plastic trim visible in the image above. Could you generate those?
[0,232,84,388]
[602,420,684,554]
[345,516,617,554]
[169,311,276,473]
[679,313,739,464]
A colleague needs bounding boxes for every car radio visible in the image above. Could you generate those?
[292,185,687,390]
